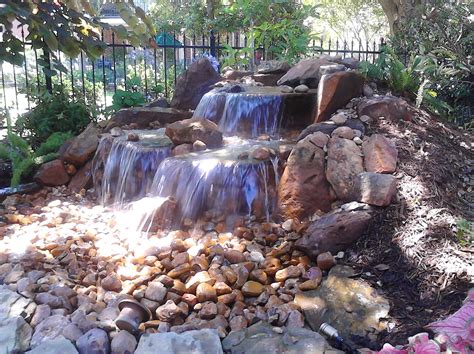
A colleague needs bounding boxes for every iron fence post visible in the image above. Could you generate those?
[210,30,216,58]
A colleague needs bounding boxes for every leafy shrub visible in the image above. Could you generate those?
[108,77,146,114]
[390,0,473,126]
[0,116,71,186]
[15,92,92,147]
[359,47,453,117]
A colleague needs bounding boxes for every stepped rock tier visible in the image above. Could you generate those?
[92,129,173,206]
[135,139,288,230]
[193,85,317,138]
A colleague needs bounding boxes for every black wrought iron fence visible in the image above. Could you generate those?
[0,32,385,124]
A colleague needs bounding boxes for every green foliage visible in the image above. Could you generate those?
[221,44,253,69]
[149,0,316,65]
[359,47,453,117]
[0,114,70,186]
[390,0,473,126]
[456,219,473,246]
[108,77,146,113]
[0,0,155,75]
[15,92,92,147]
[314,0,388,43]
[35,132,73,157]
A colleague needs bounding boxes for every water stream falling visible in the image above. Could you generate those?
[193,87,285,138]
[92,130,172,206]
[136,139,283,231]
[91,85,312,232]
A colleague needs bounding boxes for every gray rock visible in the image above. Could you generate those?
[0,285,35,322]
[297,122,337,141]
[62,324,83,343]
[294,84,309,93]
[30,304,51,327]
[0,316,32,353]
[111,331,137,354]
[222,321,338,354]
[353,172,397,207]
[77,328,110,354]
[294,265,390,338]
[31,315,70,348]
[135,329,223,354]
[26,336,78,354]
[144,282,167,303]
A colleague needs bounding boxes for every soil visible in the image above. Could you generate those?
[343,106,473,347]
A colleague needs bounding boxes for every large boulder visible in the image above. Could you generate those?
[62,124,99,167]
[165,118,223,148]
[294,265,390,339]
[26,337,78,354]
[326,137,364,200]
[353,172,397,206]
[278,134,334,220]
[105,107,192,131]
[135,329,223,354]
[315,71,364,122]
[362,134,398,173]
[68,160,93,192]
[171,58,221,110]
[277,57,335,88]
[222,321,336,354]
[34,159,70,187]
[31,315,71,348]
[0,316,32,353]
[295,203,372,259]
[357,95,413,122]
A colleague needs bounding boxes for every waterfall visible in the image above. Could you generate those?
[193,88,285,138]
[92,131,172,207]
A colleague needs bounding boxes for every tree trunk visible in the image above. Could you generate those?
[378,0,429,35]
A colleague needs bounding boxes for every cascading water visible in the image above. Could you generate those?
[193,87,285,138]
[135,140,283,231]
[92,130,172,206]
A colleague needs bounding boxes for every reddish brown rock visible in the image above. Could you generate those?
[316,252,336,271]
[224,250,246,264]
[275,266,302,282]
[229,315,248,331]
[358,96,413,122]
[199,302,218,320]
[165,118,223,148]
[101,274,122,292]
[241,281,264,297]
[353,172,397,206]
[295,207,372,259]
[34,159,70,187]
[278,135,334,220]
[171,57,221,110]
[332,126,354,140]
[105,107,192,131]
[156,300,183,322]
[362,134,398,173]
[222,69,253,81]
[68,160,93,192]
[326,137,364,201]
[315,71,364,122]
[172,144,193,156]
[62,124,99,167]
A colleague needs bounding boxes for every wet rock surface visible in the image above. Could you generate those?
[295,265,390,339]
[135,329,223,354]
[222,321,338,353]
[165,118,223,148]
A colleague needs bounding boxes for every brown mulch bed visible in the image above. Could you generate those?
[345,105,473,347]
